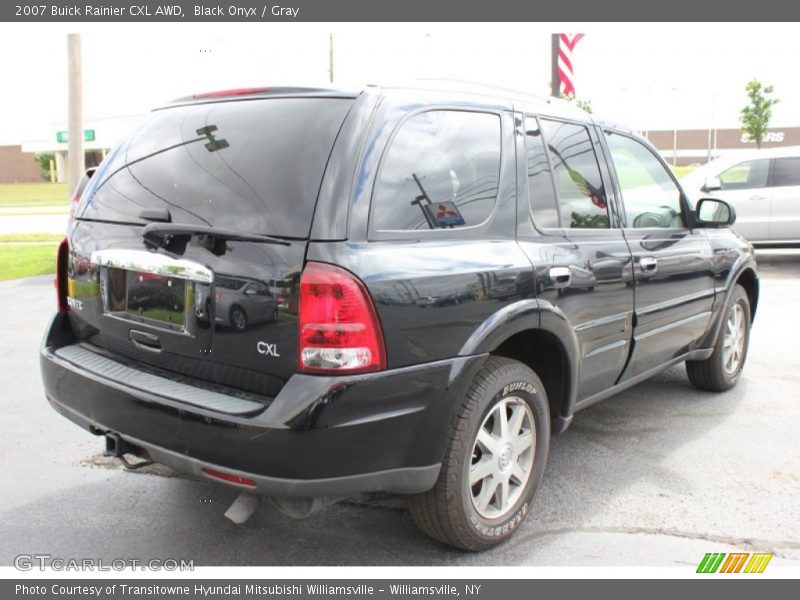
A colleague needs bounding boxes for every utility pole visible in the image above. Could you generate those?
[67,33,84,197]
[328,33,334,84]
[551,34,560,97]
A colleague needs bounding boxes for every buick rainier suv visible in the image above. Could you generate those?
[41,84,758,550]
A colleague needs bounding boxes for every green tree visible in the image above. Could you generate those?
[560,93,592,114]
[34,153,55,181]
[740,80,779,149]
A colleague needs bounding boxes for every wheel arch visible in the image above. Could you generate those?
[457,299,580,432]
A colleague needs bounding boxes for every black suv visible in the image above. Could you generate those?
[41,84,758,550]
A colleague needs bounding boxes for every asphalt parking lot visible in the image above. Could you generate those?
[1,251,799,567]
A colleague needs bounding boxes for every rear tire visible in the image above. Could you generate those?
[686,284,751,392]
[408,356,550,551]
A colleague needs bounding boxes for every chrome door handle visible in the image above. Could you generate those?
[640,257,658,273]
[548,266,572,288]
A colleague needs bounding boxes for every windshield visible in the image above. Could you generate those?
[78,97,353,238]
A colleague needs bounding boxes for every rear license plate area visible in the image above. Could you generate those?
[105,267,188,332]
[125,270,186,328]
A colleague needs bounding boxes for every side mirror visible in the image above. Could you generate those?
[244,288,257,296]
[695,198,736,228]
[702,176,722,192]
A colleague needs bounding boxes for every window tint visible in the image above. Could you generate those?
[372,111,501,231]
[605,131,684,228]
[772,157,800,187]
[524,117,559,228]
[78,98,353,238]
[540,119,609,229]
[719,159,769,190]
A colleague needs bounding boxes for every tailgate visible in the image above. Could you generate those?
[62,96,354,398]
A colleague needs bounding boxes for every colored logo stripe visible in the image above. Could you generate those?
[697,552,773,573]
[719,553,749,573]
[697,553,726,573]
[744,553,773,573]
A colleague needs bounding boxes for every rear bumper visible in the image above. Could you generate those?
[41,314,485,498]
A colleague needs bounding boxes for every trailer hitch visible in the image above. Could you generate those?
[104,433,154,471]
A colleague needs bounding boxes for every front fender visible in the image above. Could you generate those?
[699,254,759,349]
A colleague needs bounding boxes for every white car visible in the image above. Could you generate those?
[680,146,800,245]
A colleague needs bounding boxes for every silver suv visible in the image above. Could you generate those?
[681,147,800,245]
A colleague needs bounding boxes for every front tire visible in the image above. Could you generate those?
[230,305,248,332]
[686,284,751,392]
[408,357,550,551]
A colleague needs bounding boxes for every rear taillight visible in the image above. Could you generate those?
[298,262,386,374]
[56,237,70,313]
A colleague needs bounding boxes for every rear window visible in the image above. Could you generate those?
[772,157,800,187]
[79,97,353,238]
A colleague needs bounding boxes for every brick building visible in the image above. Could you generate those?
[0,145,43,184]
[644,127,800,166]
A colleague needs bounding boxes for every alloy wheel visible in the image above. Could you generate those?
[469,397,535,519]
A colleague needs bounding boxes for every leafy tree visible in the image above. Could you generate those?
[575,99,592,114]
[740,80,779,149]
[34,153,55,181]
[560,93,592,114]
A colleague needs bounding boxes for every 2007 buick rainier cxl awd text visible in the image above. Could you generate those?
[41,83,758,550]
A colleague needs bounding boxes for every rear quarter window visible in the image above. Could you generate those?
[370,110,502,231]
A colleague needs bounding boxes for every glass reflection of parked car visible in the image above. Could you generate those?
[196,276,277,332]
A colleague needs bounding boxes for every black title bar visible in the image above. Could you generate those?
[2,0,800,22]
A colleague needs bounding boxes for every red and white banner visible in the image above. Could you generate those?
[557,33,584,98]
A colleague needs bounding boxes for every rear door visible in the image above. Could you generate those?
[601,129,716,380]
[66,95,354,398]
[515,116,635,401]
[767,156,800,241]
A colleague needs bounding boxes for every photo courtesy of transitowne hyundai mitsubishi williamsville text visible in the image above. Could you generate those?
[16,584,468,596]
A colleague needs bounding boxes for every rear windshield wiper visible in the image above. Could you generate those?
[142,223,290,255]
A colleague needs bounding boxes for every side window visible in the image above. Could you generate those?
[372,110,501,231]
[249,282,270,296]
[605,131,684,229]
[540,119,609,229]
[771,157,800,187]
[719,159,769,190]
[524,117,559,228]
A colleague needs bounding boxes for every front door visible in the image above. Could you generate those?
[601,129,716,380]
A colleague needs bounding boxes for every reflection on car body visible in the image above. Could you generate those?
[196,275,277,332]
